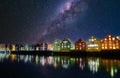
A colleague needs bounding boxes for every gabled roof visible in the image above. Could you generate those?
[75,38,85,43]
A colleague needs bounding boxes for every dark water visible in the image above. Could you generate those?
[0,53,120,78]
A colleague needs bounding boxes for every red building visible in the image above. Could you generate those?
[75,39,86,51]
[100,34,120,50]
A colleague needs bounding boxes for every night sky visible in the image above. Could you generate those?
[0,0,120,44]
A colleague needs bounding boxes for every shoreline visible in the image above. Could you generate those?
[7,50,120,59]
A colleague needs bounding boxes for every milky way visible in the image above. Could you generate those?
[38,0,88,42]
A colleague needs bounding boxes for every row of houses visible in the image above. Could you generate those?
[0,43,52,51]
[53,34,120,52]
[0,34,120,52]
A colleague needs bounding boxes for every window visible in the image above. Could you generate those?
[113,47,116,49]
[112,37,115,41]
[102,47,104,49]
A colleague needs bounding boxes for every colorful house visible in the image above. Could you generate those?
[19,44,24,51]
[100,35,120,50]
[47,43,53,51]
[86,36,101,52]
[24,44,30,51]
[75,38,86,51]
[11,44,16,51]
[34,44,40,51]
[40,43,48,51]
[0,44,6,51]
[60,38,71,52]
[53,39,61,51]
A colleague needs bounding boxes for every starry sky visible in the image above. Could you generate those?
[0,0,120,44]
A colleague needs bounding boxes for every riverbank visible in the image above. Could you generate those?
[9,50,120,58]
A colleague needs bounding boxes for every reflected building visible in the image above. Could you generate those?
[87,57,100,73]
[1,53,120,78]
[101,34,120,50]
[60,38,71,52]
[102,59,120,77]
[75,38,86,51]
[0,53,10,62]
[86,36,101,52]
[9,54,17,61]
[75,58,86,70]
[53,56,75,69]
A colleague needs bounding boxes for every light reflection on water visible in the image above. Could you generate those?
[0,53,120,78]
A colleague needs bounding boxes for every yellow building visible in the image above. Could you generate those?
[11,45,16,51]
[86,36,101,52]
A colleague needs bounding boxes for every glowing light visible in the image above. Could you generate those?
[110,67,114,77]
[88,44,98,47]
[113,47,116,49]
[102,47,104,49]
[109,35,111,37]
[112,37,115,40]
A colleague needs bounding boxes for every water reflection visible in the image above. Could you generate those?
[87,57,100,73]
[0,53,120,78]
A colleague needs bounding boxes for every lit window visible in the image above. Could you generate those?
[116,46,119,49]
[113,47,116,49]
[109,44,112,46]
[113,44,115,47]
[109,35,111,37]
[102,47,104,49]
[116,36,120,39]
[116,43,119,45]
[109,38,111,40]
[109,46,112,49]
[79,43,81,45]
[105,47,107,49]
[112,37,115,41]
[91,39,94,42]
[96,48,99,49]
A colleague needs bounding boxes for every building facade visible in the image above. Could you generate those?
[47,43,53,51]
[75,38,86,51]
[53,39,61,51]
[100,35,120,50]
[40,43,48,51]
[34,44,40,51]
[60,38,71,52]
[86,36,101,52]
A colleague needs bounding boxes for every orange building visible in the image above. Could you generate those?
[100,35,120,50]
[75,39,86,51]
